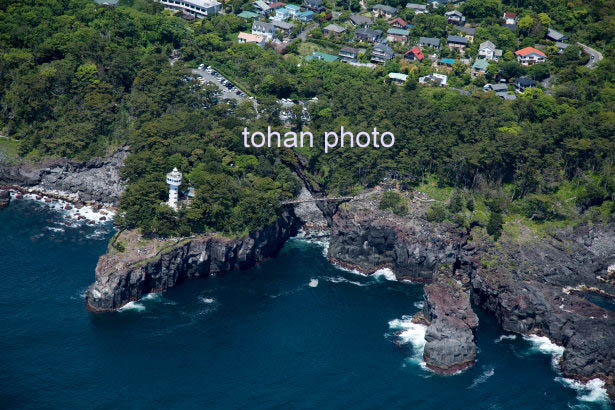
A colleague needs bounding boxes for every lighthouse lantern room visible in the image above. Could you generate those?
[166,168,182,210]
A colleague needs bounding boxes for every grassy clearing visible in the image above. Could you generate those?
[0,137,21,165]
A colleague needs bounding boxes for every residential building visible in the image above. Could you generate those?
[404,46,424,62]
[546,28,569,42]
[252,21,276,40]
[269,2,287,10]
[305,51,339,62]
[355,27,382,42]
[323,24,346,37]
[447,35,468,51]
[503,12,517,25]
[254,0,272,14]
[516,77,537,93]
[419,36,441,49]
[339,46,361,63]
[389,17,408,28]
[238,32,266,46]
[296,10,314,22]
[478,40,502,61]
[304,0,325,12]
[419,73,448,87]
[371,43,395,64]
[471,59,489,76]
[556,41,570,54]
[159,0,221,18]
[388,72,408,85]
[483,83,508,93]
[349,14,374,26]
[285,4,302,18]
[272,7,291,20]
[387,28,410,43]
[406,3,428,14]
[445,10,465,25]
[459,26,475,43]
[372,4,398,19]
[515,46,547,65]
[238,10,259,19]
[272,20,294,36]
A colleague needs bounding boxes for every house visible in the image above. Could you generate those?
[516,77,537,93]
[404,46,424,62]
[372,4,398,19]
[356,27,382,42]
[272,20,294,36]
[503,12,517,25]
[388,72,408,85]
[254,0,272,15]
[339,46,361,63]
[323,24,346,37]
[238,10,259,19]
[445,10,465,25]
[556,41,570,54]
[447,35,468,51]
[459,26,476,43]
[483,83,508,93]
[419,73,448,87]
[389,17,408,28]
[238,32,266,46]
[305,51,339,62]
[269,2,287,9]
[546,28,569,42]
[419,36,441,49]
[272,7,291,20]
[471,59,489,76]
[406,3,428,14]
[439,57,455,67]
[387,28,410,43]
[515,46,547,65]
[159,0,221,18]
[478,40,502,61]
[297,10,314,22]
[304,0,325,12]
[349,14,374,26]
[252,21,276,40]
[285,4,302,18]
[371,43,395,64]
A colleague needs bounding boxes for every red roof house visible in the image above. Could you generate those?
[515,46,547,65]
[404,46,424,62]
[269,2,287,9]
[389,17,408,28]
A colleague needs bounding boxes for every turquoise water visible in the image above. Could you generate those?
[0,200,611,409]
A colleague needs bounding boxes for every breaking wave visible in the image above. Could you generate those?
[494,334,517,343]
[118,301,145,312]
[557,377,610,404]
[469,366,495,389]
[308,278,319,288]
[372,267,397,281]
[387,315,427,369]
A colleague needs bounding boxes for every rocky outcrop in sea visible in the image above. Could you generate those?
[326,187,615,399]
[0,146,128,205]
[86,212,297,312]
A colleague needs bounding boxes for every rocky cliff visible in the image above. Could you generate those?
[86,212,297,312]
[327,188,615,399]
[0,147,128,205]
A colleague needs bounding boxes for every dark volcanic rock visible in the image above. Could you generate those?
[86,212,297,312]
[421,273,479,373]
[0,189,10,209]
[0,146,128,205]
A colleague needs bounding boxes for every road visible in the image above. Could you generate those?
[291,23,317,43]
[578,42,603,69]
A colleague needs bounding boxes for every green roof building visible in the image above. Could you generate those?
[305,52,339,62]
[238,10,259,19]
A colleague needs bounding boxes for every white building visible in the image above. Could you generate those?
[478,40,503,61]
[419,73,448,87]
[166,168,183,210]
[158,0,221,18]
[252,21,276,41]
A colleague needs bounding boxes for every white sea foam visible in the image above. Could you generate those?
[199,297,215,304]
[19,191,115,226]
[388,315,427,368]
[308,278,319,288]
[118,301,145,312]
[494,334,517,343]
[373,267,397,281]
[557,377,610,404]
[524,334,565,368]
[413,301,424,310]
[469,366,495,389]
[47,227,65,233]
[141,293,162,301]
[325,276,367,287]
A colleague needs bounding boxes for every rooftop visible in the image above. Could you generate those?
[515,46,546,57]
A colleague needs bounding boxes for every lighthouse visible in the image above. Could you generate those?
[166,167,182,210]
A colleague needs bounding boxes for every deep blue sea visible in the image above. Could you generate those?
[0,199,612,410]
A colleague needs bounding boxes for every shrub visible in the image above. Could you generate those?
[487,211,503,240]
[425,204,447,223]
[379,191,408,216]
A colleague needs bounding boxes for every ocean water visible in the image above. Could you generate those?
[0,200,612,410]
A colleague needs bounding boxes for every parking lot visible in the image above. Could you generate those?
[191,66,250,103]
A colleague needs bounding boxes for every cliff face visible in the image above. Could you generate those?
[0,147,128,205]
[86,212,297,312]
[328,189,615,399]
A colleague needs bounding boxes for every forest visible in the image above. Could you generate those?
[1,0,614,238]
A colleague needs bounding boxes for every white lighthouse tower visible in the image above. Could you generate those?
[166,167,182,210]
